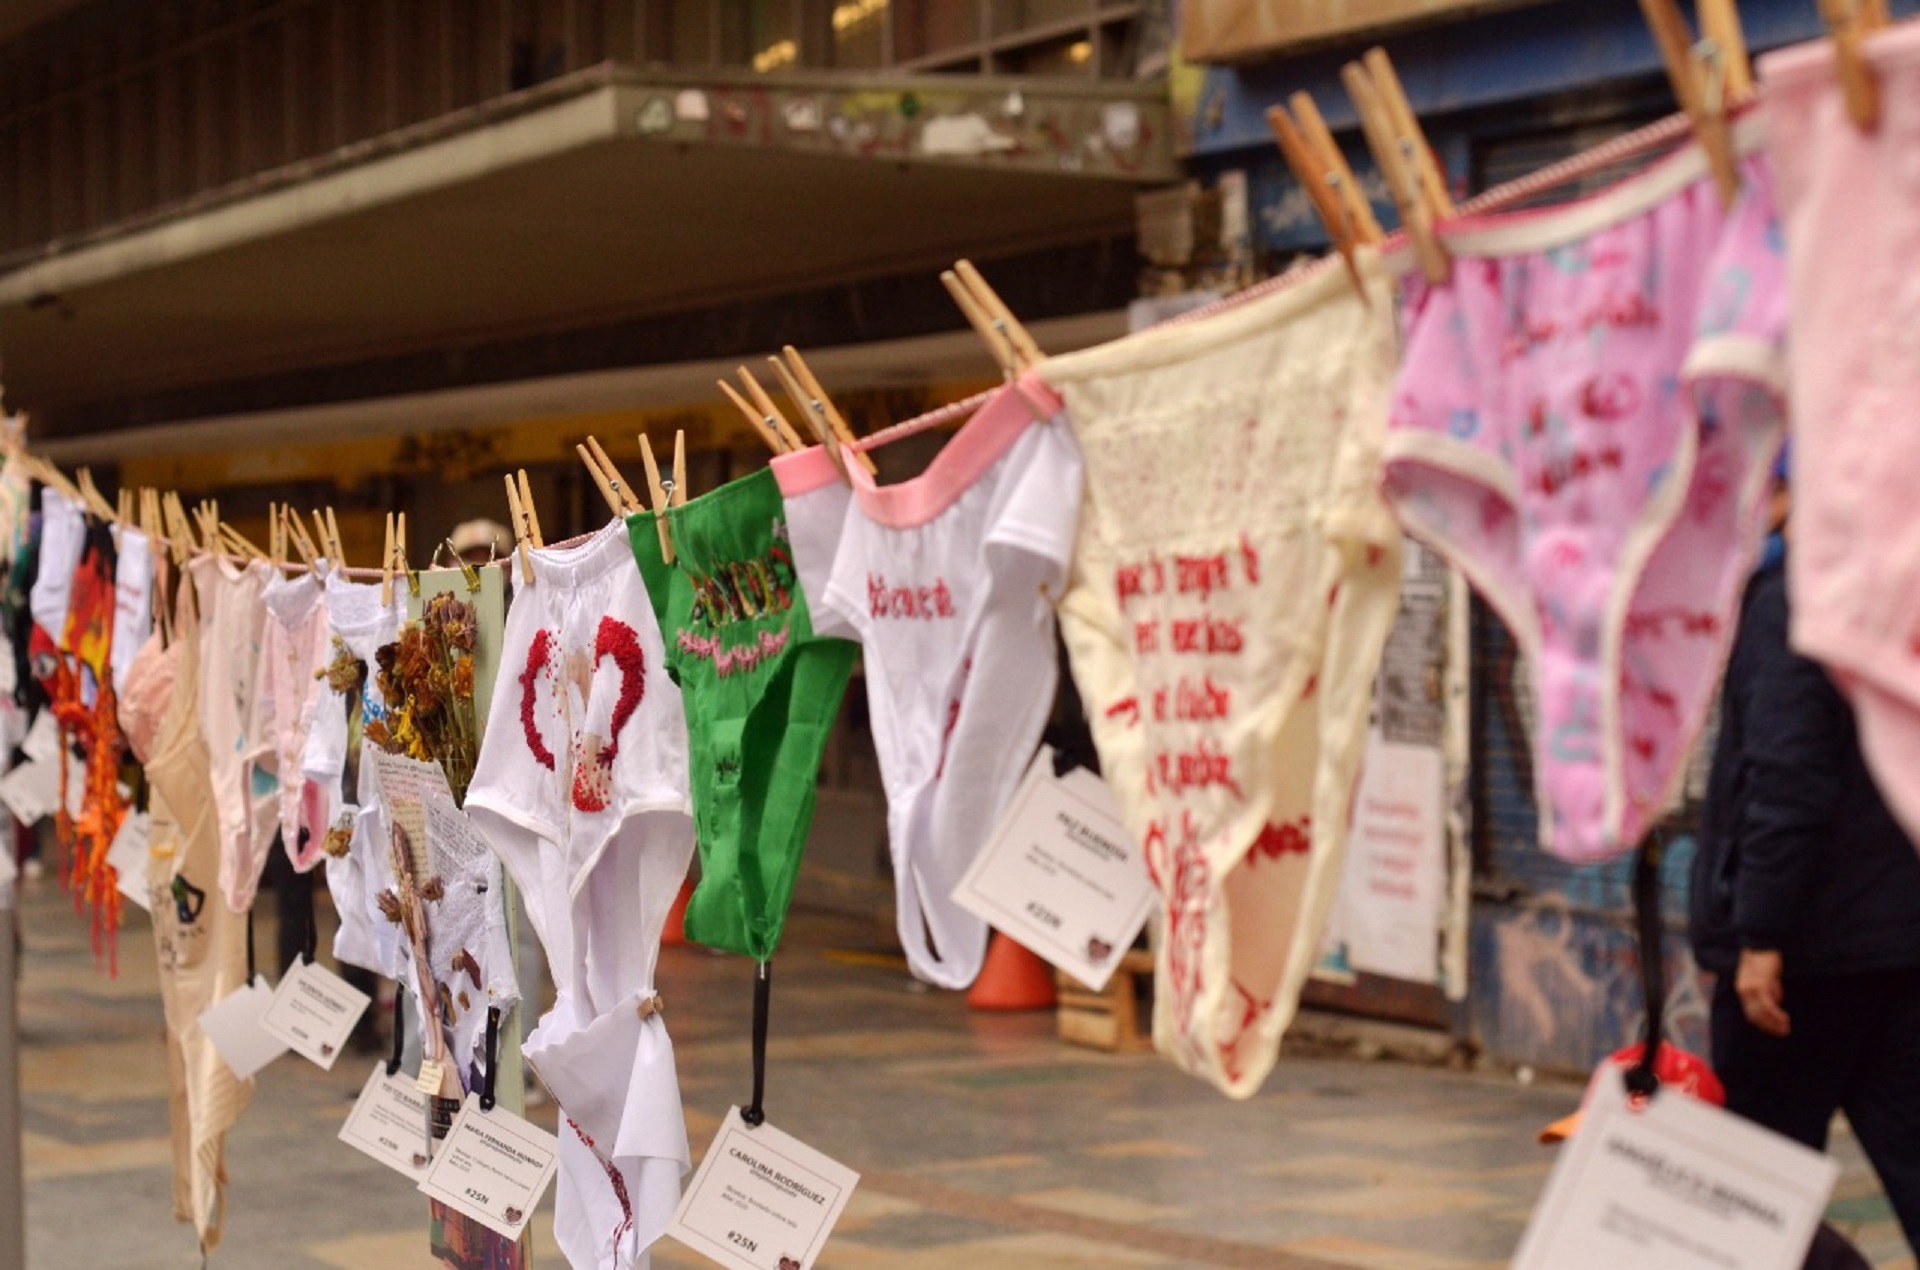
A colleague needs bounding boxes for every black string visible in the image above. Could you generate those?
[301,889,317,966]
[480,1006,501,1113]
[386,992,405,1078]
[740,960,772,1127]
[245,908,256,983]
[1625,833,1668,1100]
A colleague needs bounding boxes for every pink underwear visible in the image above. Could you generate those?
[1764,26,1920,851]
[1384,124,1785,862]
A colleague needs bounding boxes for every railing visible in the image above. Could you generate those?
[0,0,1151,260]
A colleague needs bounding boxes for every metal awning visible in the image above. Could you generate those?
[0,65,1173,430]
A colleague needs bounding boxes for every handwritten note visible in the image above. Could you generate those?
[367,748,453,876]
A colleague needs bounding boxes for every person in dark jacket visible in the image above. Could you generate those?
[1691,483,1920,1257]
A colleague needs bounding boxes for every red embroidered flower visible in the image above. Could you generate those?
[519,629,556,771]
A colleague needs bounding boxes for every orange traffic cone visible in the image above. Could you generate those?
[661,876,694,947]
[967,932,1058,1011]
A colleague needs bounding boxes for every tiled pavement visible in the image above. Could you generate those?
[11,869,1914,1269]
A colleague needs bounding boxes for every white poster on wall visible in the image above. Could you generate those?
[1318,542,1457,989]
[1331,736,1446,985]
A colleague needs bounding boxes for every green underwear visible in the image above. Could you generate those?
[628,466,856,960]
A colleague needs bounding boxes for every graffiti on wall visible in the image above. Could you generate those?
[1470,603,1714,1071]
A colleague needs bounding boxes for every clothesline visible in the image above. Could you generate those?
[7,383,1009,588]
[1158,106,1709,337]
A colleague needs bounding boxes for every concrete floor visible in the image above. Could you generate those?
[11,867,1915,1269]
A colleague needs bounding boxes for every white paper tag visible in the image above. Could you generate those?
[197,975,291,1080]
[20,710,58,764]
[416,1060,447,1097]
[339,1062,434,1180]
[667,1110,860,1270]
[951,746,1153,991]
[416,1094,559,1241]
[0,757,59,825]
[105,811,152,912]
[1513,1072,1840,1270]
[259,958,371,1070]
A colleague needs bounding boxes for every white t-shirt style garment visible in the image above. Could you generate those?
[467,521,695,1270]
[820,376,1083,990]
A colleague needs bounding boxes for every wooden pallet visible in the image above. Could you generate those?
[1055,950,1154,1052]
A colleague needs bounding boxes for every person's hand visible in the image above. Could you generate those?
[1736,948,1791,1037]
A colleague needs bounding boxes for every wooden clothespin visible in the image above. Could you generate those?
[952,261,1043,370]
[942,269,1023,376]
[1342,49,1453,283]
[772,347,877,475]
[717,380,791,457]
[310,509,330,560]
[116,487,133,528]
[637,434,676,564]
[1820,0,1889,130]
[1365,51,1453,223]
[672,431,687,508]
[1268,91,1382,295]
[515,473,542,550]
[164,493,197,568]
[1295,92,1382,248]
[382,513,397,606]
[591,436,644,514]
[282,507,318,569]
[397,510,417,595]
[735,367,807,454]
[578,443,621,514]
[503,474,534,584]
[1697,0,1753,98]
[192,500,221,553]
[32,458,80,504]
[75,469,116,522]
[220,522,268,561]
[1638,0,1745,206]
[577,436,644,515]
[764,355,848,483]
[284,506,317,569]
[324,508,346,568]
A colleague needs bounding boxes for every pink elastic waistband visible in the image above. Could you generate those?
[847,374,1062,528]
[1427,109,1766,258]
[770,446,841,499]
[772,385,1002,499]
